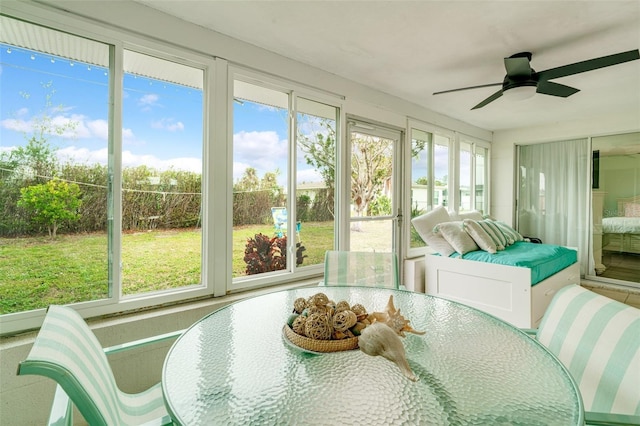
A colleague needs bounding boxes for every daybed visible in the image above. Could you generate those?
[602,195,640,255]
[412,207,580,328]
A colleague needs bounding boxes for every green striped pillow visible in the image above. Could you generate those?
[476,219,507,250]
[493,221,524,245]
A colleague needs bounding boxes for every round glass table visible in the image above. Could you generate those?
[162,287,584,425]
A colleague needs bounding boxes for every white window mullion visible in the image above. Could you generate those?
[110,42,124,301]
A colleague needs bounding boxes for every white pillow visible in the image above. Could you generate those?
[411,206,455,256]
[463,219,498,254]
[434,221,479,255]
[449,210,484,221]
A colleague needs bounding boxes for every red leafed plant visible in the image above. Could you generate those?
[244,233,306,275]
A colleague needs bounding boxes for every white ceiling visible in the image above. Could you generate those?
[136,0,640,132]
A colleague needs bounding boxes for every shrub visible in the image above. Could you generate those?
[244,233,306,275]
[17,178,82,238]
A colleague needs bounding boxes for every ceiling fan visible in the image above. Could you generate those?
[433,49,640,110]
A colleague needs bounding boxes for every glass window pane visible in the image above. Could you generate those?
[434,135,450,208]
[410,129,431,249]
[459,141,472,211]
[0,20,109,313]
[121,50,203,295]
[296,98,336,268]
[349,124,398,253]
[475,146,487,213]
[350,219,393,252]
[233,80,289,278]
[350,132,394,219]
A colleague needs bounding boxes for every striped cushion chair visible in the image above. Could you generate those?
[322,250,401,289]
[17,305,179,426]
[534,285,640,424]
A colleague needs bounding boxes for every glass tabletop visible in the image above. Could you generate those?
[162,287,584,425]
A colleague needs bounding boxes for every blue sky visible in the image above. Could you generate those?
[1,42,447,188]
[0,43,297,185]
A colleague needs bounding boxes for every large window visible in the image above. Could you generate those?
[408,125,490,254]
[459,135,490,214]
[120,50,204,296]
[0,7,492,335]
[1,18,111,312]
[232,77,338,286]
[0,15,211,334]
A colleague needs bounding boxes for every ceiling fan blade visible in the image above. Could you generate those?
[536,81,580,97]
[536,49,640,81]
[504,55,532,78]
[433,82,502,95]
[471,89,503,110]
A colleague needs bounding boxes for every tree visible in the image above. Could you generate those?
[1,82,78,236]
[298,118,428,225]
[18,178,82,238]
[297,118,336,190]
[351,134,393,219]
[234,167,260,192]
[297,117,337,219]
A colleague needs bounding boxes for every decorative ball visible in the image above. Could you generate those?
[293,297,308,314]
[308,292,330,307]
[335,300,351,312]
[305,313,333,340]
[292,315,307,335]
[351,303,368,320]
[307,304,327,316]
[332,310,357,332]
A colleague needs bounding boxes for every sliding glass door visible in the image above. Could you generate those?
[588,132,640,286]
[516,139,591,276]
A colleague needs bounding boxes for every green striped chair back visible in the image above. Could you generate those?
[536,285,640,416]
[323,250,400,288]
[18,305,170,425]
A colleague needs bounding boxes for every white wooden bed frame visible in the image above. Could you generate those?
[424,249,580,328]
[602,195,640,255]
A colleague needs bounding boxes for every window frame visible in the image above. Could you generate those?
[458,134,491,215]
[405,122,491,259]
[0,7,217,334]
[228,66,343,292]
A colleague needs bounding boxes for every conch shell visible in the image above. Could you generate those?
[358,322,417,381]
[368,296,425,337]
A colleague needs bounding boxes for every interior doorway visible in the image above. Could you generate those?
[588,132,640,286]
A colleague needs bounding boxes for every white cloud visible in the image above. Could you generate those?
[151,118,184,132]
[87,119,109,140]
[57,146,108,165]
[233,161,251,181]
[296,168,323,184]
[56,145,201,173]
[0,118,31,132]
[139,93,159,107]
[0,114,114,142]
[0,145,16,155]
[233,130,286,174]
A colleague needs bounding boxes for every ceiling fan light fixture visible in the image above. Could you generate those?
[503,85,536,101]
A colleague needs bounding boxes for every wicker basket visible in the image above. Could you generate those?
[282,325,359,353]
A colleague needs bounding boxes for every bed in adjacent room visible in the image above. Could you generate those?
[602,195,640,255]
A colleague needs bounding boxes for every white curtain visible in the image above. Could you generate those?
[517,138,591,276]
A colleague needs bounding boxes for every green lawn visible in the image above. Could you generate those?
[0,222,333,314]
